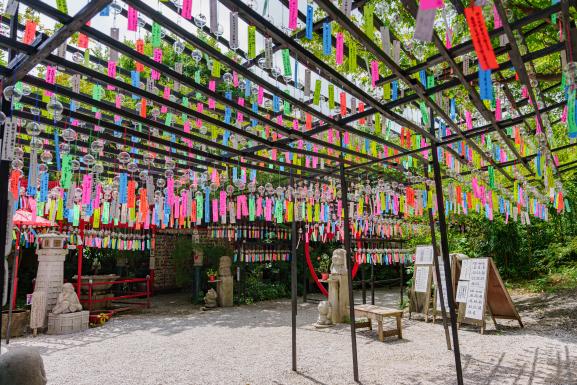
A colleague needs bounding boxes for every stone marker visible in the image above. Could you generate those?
[217,255,233,307]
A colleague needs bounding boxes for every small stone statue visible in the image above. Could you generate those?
[314,301,333,328]
[51,283,83,315]
[330,248,347,275]
[203,288,218,309]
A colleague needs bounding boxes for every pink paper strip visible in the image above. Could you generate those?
[371,60,379,87]
[212,199,218,223]
[288,0,298,30]
[336,33,344,65]
[495,99,502,121]
[181,0,192,20]
[465,110,473,130]
[127,7,138,31]
[220,191,227,217]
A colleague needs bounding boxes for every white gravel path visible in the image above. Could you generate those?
[6,289,577,385]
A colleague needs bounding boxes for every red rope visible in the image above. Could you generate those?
[303,230,360,298]
[304,237,328,297]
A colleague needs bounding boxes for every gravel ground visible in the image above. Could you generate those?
[6,288,577,385]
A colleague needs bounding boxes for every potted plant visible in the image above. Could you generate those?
[318,253,331,281]
[206,268,218,282]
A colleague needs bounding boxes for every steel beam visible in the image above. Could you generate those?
[3,0,111,87]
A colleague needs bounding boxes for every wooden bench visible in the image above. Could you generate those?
[354,304,403,342]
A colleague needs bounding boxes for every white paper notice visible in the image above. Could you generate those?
[455,281,469,303]
[464,258,489,320]
[435,255,450,311]
[460,259,471,281]
[414,266,430,293]
[415,245,434,265]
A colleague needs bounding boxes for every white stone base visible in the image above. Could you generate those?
[314,323,334,329]
[47,311,89,335]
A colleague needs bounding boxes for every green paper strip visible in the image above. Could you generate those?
[56,0,68,14]
[419,101,429,125]
[102,201,110,224]
[73,205,80,226]
[313,79,321,106]
[248,26,256,59]
[427,75,435,89]
[348,41,357,72]
[364,4,374,37]
[60,154,72,188]
[328,84,335,110]
[249,196,255,221]
[211,60,221,78]
[282,49,291,77]
[568,90,577,138]
[151,22,162,48]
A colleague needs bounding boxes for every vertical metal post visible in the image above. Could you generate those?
[339,154,359,382]
[424,164,452,351]
[399,263,404,307]
[290,171,298,372]
[361,263,366,304]
[370,263,375,305]
[1,4,19,349]
[302,255,307,303]
[429,109,464,385]
[76,220,85,297]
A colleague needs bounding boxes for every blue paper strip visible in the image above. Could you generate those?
[322,22,332,56]
[306,5,313,40]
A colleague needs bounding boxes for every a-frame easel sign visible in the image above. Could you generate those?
[409,245,434,321]
[456,257,523,334]
[432,253,468,323]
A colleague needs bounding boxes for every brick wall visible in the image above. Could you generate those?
[151,228,211,290]
[152,232,178,290]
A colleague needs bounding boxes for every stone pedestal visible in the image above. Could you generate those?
[47,311,89,335]
[217,256,233,307]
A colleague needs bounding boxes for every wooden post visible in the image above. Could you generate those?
[429,109,464,385]
[339,156,359,382]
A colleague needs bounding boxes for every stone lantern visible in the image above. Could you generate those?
[30,232,68,332]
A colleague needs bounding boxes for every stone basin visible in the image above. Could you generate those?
[73,274,120,293]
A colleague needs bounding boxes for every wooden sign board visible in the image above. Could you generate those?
[409,245,434,321]
[456,257,523,333]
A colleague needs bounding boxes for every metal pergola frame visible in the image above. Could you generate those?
[0,1,574,384]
